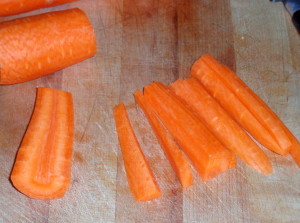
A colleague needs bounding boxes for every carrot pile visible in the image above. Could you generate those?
[11,88,74,200]
[1,1,298,202]
[114,54,300,201]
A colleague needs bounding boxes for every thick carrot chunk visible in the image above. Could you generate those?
[0,8,96,85]
[11,87,74,200]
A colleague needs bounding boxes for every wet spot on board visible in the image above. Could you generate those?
[74,131,92,143]
[74,151,85,164]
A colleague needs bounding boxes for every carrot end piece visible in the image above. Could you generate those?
[0,8,97,85]
[11,87,74,200]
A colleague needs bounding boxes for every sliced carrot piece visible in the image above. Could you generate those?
[144,82,236,182]
[134,89,193,187]
[254,96,300,166]
[191,54,291,155]
[113,104,161,201]
[0,8,97,85]
[0,0,77,16]
[11,87,74,200]
[289,135,300,167]
[170,78,272,175]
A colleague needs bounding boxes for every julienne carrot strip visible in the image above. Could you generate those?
[0,0,77,16]
[170,78,272,175]
[144,82,236,182]
[11,87,74,200]
[0,8,97,85]
[113,104,161,201]
[191,55,290,155]
[134,90,193,187]
[288,133,300,167]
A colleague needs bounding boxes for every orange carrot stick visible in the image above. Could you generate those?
[11,87,74,200]
[191,54,291,155]
[113,104,161,201]
[288,134,300,167]
[134,90,193,187]
[144,82,236,182]
[0,0,77,16]
[251,94,300,166]
[0,8,97,85]
[170,78,272,175]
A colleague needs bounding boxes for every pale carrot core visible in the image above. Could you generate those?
[35,91,58,185]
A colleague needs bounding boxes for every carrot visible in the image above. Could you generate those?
[252,95,300,166]
[134,89,193,187]
[191,54,291,155]
[144,82,236,182]
[170,78,272,175]
[11,87,74,200]
[113,104,161,201]
[0,0,77,16]
[288,133,300,167]
[0,8,97,85]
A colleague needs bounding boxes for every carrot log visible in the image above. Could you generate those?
[144,82,236,182]
[0,8,97,85]
[170,78,272,175]
[113,104,161,201]
[134,90,193,187]
[191,54,291,155]
[11,87,74,200]
[0,0,77,16]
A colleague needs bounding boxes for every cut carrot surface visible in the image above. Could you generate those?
[191,54,291,155]
[134,89,193,187]
[113,104,161,201]
[289,135,300,167]
[0,0,77,16]
[144,82,236,182]
[170,78,272,175]
[0,8,97,85]
[11,87,74,200]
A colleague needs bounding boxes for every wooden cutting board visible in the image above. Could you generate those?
[1,0,299,222]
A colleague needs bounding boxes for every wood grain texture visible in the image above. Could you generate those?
[0,0,299,222]
[115,1,182,222]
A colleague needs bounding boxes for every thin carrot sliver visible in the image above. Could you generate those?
[0,0,77,16]
[11,87,74,200]
[0,8,97,85]
[113,104,161,201]
[191,54,290,155]
[170,78,272,175]
[289,135,300,167]
[134,89,193,187]
[144,82,236,182]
